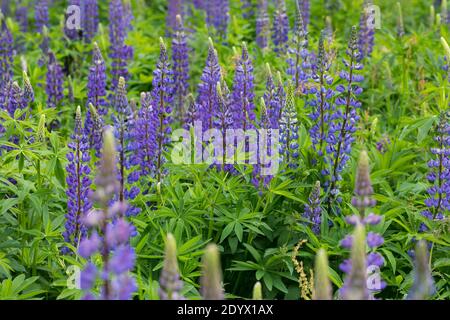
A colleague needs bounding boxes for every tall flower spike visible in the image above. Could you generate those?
[22,71,34,105]
[35,0,49,33]
[279,83,299,167]
[263,64,282,129]
[313,248,332,300]
[287,2,310,93]
[352,150,377,213]
[79,128,137,300]
[83,0,100,43]
[231,42,255,131]
[341,223,370,300]
[206,0,229,38]
[215,81,233,170]
[298,0,310,28]
[198,38,221,132]
[201,244,224,300]
[183,94,199,130]
[63,106,92,254]
[109,0,133,90]
[407,240,435,300]
[304,181,322,234]
[46,51,64,109]
[167,0,182,34]
[358,0,375,59]
[88,103,104,157]
[0,11,13,91]
[256,0,270,49]
[272,0,289,55]
[15,5,28,32]
[325,26,363,207]
[152,38,174,183]
[37,114,47,143]
[159,233,184,300]
[172,15,189,123]
[396,2,405,38]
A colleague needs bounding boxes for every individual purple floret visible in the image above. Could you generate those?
[83,0,100,43]
[304,181,322,234]
[256,0,270,49]
[63,106,92,254]
[197,38,221,131]
[46,51,64,109]
[78,128,137,300]
[272,0,289,55]
[358,0,375,59]
[35,0,49,33]
[172,15,189,123]
[231,43,255,131]
[325,26,363,206]
[152,38,174,183]
[279,84,299,167]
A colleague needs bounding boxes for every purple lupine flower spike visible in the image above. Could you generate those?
[198,38,221,131]
[63,106,92,254]
[88,103,104,157]
[152,38,174,183]
[167,0,182,34]
[272,0,289,55]
[304,181,322,234]
[83,0,99,43]
[215,81,233,171]
[35,0,49,33]
[159,233,185,300]
[325,26,363,207]
[298,0,310,29]
[263,64,282,129]
[206,0,229,38]
[358,0,375,59]
[23,71,35,105]
[231,43,255,131]
[279,84,299,167]
[0,12,13,92]
[241,0,255,19]
[79,128,137,300]
[109,0,133,90]
[172,15,189,123]
[420,113,450,231]
[256,0,270,49]
[183,94,199,130]
[287,2,311,93]
[407,240,435,300]
[46,51,64,109]
[15,5,28,32]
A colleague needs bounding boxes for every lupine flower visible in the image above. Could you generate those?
[420,113,450,231]
[85,43,107,152]
[167,0,182,34]
[197,39,221,131]
[231,43,255,131]
[272,0,289,55]
[340,223,370,300]
[287,4,310,93]
[183,94,199,130]
[46,51,64,109]
[206,0,229,38]
[358,0,375,59]
[38,26,49,67]
[15,5,28,32]
[78,128,137,300]
[255,0,270,49]
[252,282,262,300]
[396,2,405,38]
[298,0,310,28]
[83,0,99,43]
[215,82,233,170]
[376,135,390,154]
[129,92,156,188]
[279,84,299,167]
[407,240,435,300]
[5,81,26,115]
[172,15,189,123]
[111,77,140,216]
[325,26,363,206]
[263,64,282,129]
[241,0,254,19]
[313,248,332,300]
[308,32,334,159]
[88,103,104,157]
[22,71,34,105]
[152,38,174,183]
[200,244,224,300]
[159,233,185,300]
[304,181,322,234]
[63,106,92,254]
[0,12,13,91]
[192,0,204,10]
[109,0,133,90]
[35,0,49,33]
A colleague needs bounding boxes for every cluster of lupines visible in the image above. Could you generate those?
[152,39,174,182]
[158,233,184,300]
[206,0,229,38]
[35,0,49,33]
[339,151,385,299]
[109,0,133,90]
[255,0,270,49]
[325,26,363,207]
[78,128,137,300]
[358,0,375,59]
[197,39,221,132]
[46,51,64,109]
[0,11,13,92]
[272,0,289,55]
[171,15,189,123]
[111,77,140,216]
[287,3,311,93]
[279,84,299,167]
[85,43,107,154]
[303,181,322,234]
[63,107,92,254]
[420,113,450,231]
